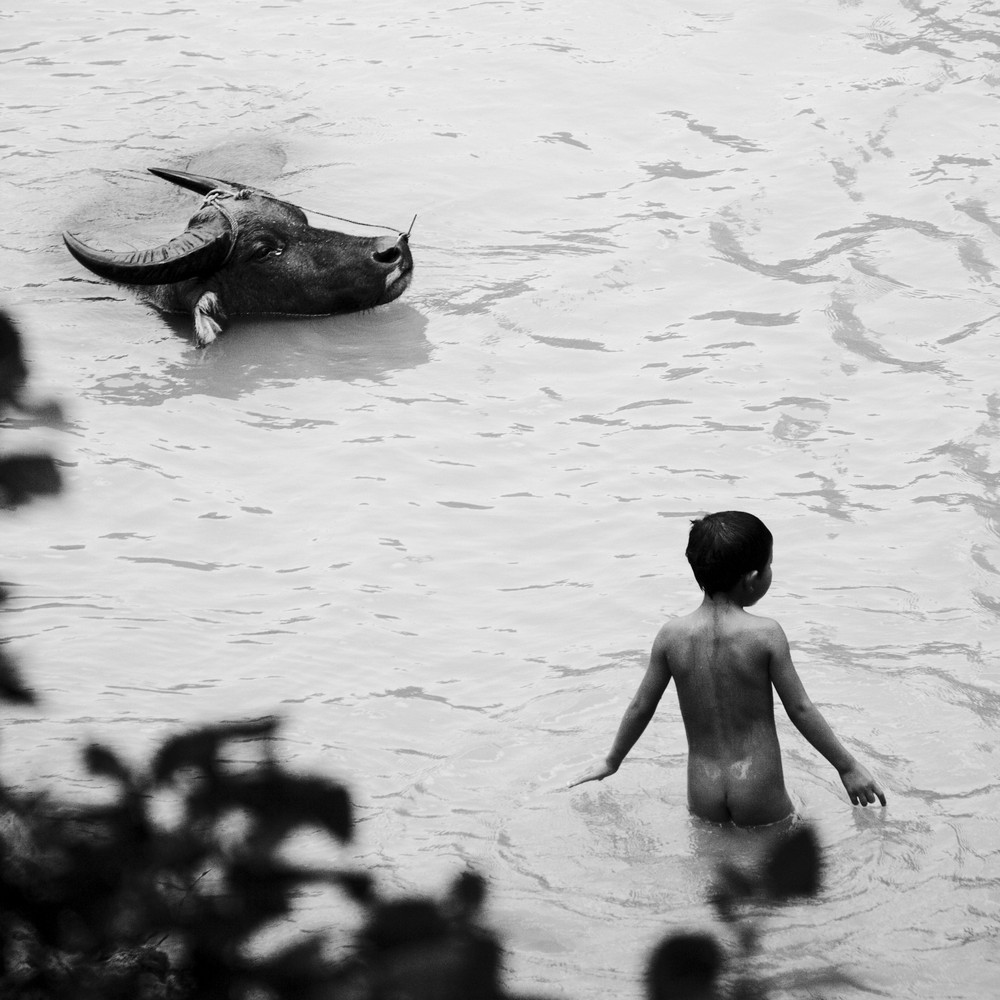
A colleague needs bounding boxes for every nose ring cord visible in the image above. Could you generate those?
[198,188,415,239]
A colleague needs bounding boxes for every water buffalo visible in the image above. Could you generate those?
[62,168,414,347]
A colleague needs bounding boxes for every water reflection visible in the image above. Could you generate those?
[81,304,431,404]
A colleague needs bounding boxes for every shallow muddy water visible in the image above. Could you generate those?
[2,2,999,997]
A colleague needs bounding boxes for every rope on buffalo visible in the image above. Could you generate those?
[196,185,414,238]
[200,191,240,265]
[255,190,414,239]
[304,206,418,240]
[282,203,417,239]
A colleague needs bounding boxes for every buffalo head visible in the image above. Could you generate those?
[63,168,414,347]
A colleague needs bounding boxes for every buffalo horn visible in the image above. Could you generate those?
[148,166,250,196]
[62,213,233,286]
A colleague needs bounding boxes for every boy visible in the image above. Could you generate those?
[570,511,886,826]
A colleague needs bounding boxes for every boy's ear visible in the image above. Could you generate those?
[744,568,760,591]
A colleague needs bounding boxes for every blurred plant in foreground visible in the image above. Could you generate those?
[0,309,63,705]
[645,824,863,999]
[0,713,518,1000]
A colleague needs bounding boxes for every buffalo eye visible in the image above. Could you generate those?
[250,244,284,262]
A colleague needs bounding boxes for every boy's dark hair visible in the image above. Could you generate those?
[685,511,772,596]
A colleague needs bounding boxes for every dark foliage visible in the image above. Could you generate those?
[691,824,865,998]
[646,932,724,1000]
[0,311,63,510]
[763,826,823,901]
[709,826,824,929]
[0,712,516,1000]
[0,647,36,706]
[0,309,64,705]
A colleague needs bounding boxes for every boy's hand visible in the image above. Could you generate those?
[839,762,887,807]
[568,760,619,788]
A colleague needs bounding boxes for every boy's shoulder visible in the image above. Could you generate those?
[739,610,786,639]
[655,609,787,645]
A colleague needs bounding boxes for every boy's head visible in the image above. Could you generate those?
[685,511,772,596]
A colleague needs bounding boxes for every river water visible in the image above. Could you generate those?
[2,1,999,997]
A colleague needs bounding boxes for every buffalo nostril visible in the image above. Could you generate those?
[373,247,402,265]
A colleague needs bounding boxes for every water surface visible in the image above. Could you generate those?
[3,2,999,997]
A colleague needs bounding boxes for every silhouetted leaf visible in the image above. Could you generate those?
[152,730,225,786]
[0,454,62,506]
[152,716,278,784]
[226,860,375,914]
[708,861,756,922]
[83,742,132,784]
[226,859,298,927]
[337,869,374,903]
[220,770,353,843]
[450,869,487,918]
[764,825,822,900]
[364,899,449,954]
[0,646,36,704]
[646,931,725,1000]
[0,309,28,399]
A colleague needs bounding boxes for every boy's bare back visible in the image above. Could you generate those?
[655,605,795,825]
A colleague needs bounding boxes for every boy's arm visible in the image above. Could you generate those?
[569,632,672,788]
[767,621,886,807]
